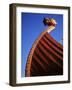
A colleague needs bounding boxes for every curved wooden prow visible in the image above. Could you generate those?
[25,18,63,77]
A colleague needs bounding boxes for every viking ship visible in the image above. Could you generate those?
[25,18,63,77]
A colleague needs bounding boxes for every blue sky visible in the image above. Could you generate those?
[21,12,63,77]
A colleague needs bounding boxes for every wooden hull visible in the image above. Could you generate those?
[25,32,63,77]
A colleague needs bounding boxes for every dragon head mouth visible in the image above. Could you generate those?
[43,18,57,26]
